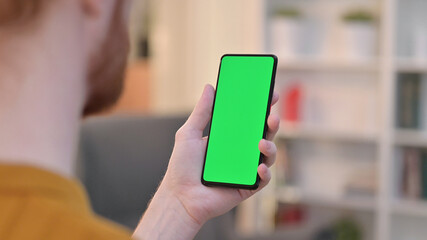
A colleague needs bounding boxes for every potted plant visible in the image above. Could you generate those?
[341,9,377,61]
[270,7,303,60]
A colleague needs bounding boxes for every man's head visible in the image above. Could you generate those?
[0,0,131,115]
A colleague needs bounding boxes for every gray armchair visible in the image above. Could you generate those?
[77,115,234,240]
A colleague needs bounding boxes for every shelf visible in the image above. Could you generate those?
[269,0,378,4]
[239,227,309,240]
[393,199,427,217]
[394,129,427,147]
[277,127,378,143]
[277,58,379,72]
[276,187,376,212]
[396,59,427,73]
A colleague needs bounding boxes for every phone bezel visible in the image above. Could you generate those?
[201,54,278,190]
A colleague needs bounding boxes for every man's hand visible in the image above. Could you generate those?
[161,84,280,224]
[134,84,280,240]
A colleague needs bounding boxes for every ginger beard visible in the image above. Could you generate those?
[83,2,130,116]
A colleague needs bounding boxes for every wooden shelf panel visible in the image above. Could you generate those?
[276,187,376,212]
[394,129,427,148]
[277,59,379,72]
[396,59,427,73]
[393,199,427,217]
[277,127,378,143]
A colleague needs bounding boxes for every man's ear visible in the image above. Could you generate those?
[81,0,102,17]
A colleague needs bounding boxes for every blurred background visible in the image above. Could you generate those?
[78,0,427,239]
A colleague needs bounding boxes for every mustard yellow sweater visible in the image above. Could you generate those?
[0,164,132,240]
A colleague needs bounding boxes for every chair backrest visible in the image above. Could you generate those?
[78,115,188,228]
[78,115,236,240]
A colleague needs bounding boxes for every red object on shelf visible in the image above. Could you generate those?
[276,204,306,227]
[281,84,302,123]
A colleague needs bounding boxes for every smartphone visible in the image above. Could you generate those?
[201,54,278,190]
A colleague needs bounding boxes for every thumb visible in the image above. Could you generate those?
[182,84,215,137]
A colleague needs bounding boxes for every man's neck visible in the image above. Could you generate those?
[0,9,87,178]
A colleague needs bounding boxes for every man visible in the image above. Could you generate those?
[0,0,280,239]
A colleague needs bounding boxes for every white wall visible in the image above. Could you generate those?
[149,0,265,114]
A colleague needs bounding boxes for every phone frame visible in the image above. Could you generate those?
[201,54,278,190]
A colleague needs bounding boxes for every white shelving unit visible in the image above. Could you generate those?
[238,0,427,240]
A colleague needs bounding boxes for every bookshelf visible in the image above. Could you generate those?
[235,0,427,240]
[391,0,427,238]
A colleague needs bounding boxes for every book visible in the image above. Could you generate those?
[402,148,422,199]
[421,151,427,199]
[275,203,306,228]
[396,73,422,129]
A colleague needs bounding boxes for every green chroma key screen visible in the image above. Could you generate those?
[202,54,277,189]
